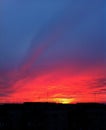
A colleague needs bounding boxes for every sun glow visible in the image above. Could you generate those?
[53,98,75,104]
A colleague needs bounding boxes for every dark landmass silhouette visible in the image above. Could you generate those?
[0,102,106,130]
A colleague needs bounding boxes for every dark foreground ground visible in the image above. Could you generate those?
[0,102,106,130]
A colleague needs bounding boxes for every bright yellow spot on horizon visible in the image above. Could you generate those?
[53,98,75,104]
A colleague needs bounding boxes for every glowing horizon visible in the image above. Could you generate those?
[0,64,105,104]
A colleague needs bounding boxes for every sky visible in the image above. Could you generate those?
[0,0,105,104]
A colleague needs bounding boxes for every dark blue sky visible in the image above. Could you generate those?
[0,0,105,103]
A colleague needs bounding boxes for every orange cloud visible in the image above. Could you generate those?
[0,63,105,104]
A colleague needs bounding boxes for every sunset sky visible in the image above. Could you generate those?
[0,0,105,104]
